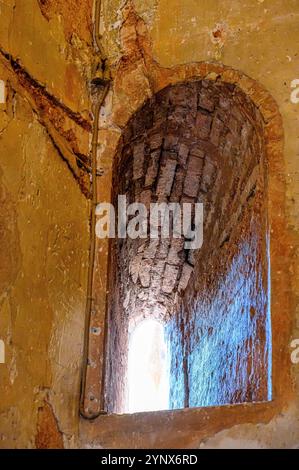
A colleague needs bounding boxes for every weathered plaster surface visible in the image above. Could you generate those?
[0,0,92,448]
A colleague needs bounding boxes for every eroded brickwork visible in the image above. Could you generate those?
[167,81,269,408]
[105,78,268,413]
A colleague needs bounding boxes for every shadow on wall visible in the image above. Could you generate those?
[105,79,271,413]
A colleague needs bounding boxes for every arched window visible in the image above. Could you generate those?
[103,79,271,413]
[80,62,288,448]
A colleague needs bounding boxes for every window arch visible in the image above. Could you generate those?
[80,64,289,451]
[103,78,271,413]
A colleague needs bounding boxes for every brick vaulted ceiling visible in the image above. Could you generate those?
[111,79,264,324]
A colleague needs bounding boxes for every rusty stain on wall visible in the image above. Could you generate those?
[35,401,64,449]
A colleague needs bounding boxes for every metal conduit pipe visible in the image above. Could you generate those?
[80,0,111,419]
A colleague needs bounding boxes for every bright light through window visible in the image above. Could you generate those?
[126,319,169,413]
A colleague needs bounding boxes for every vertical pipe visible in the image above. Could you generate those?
[80,0,110,418]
